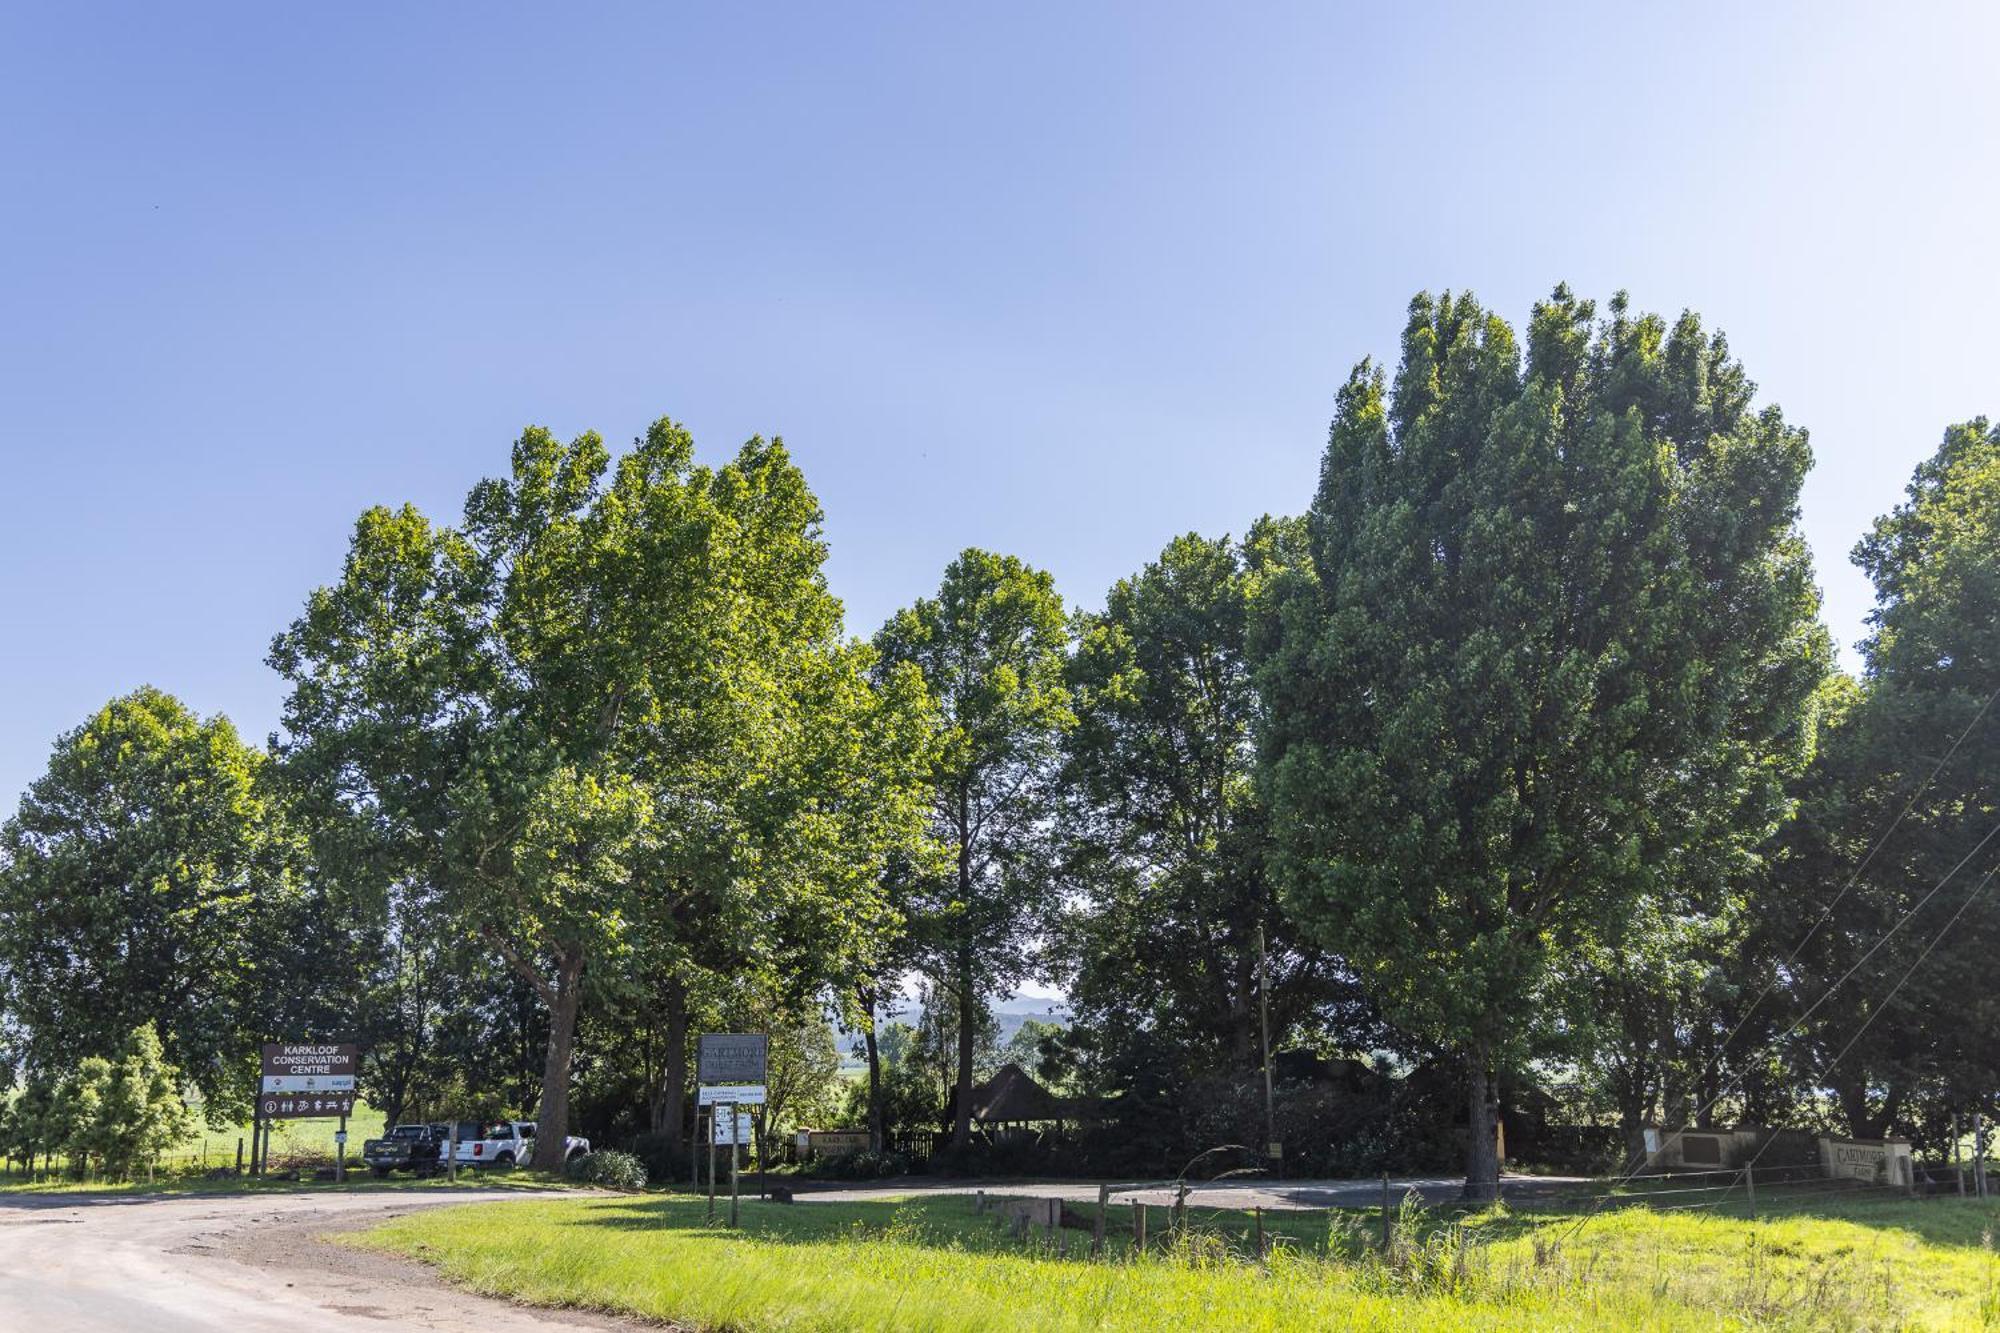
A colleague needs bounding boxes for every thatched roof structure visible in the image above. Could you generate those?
[967,1062,1069,1125]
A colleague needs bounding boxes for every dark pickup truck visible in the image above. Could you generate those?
[360,1123,447,1177]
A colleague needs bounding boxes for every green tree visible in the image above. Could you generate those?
[1765,420,2000,1138]
[0,688,299,1120]
[1261,288,1829,1195]
[874,550,1073,1150]
[1060,524,1362,1099]
[62,1023,197,1180]
[272,420,927,1169]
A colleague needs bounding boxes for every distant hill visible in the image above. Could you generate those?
[832,992,1070,1069]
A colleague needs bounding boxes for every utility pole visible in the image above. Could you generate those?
[1258,922,1277,1172]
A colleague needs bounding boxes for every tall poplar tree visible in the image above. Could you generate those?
[874,550,1072,1151]
[1261,288,1828,1196]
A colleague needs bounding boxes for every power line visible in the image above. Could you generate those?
[1700,682,2000,1081]
[1586,683,2000,1195]
[1562,809,2000,1245]
[1705,857,2000,1213]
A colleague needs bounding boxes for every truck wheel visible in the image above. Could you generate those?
[495,1151,515,1167]
[567,1147,586,1162]
[371,1166,390,1179]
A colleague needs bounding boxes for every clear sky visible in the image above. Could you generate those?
[3,2,1997,814]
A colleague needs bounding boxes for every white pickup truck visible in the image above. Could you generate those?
[450,1119,589,1168]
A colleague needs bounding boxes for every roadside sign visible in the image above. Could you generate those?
[334,1130,347,1145]
[710,1110,754,1145]
[257,1043,361,1120]
[260,1092,357,1119]
[806,1130,869,1156]
[260,1073,357,1093]
[697,1084,767,1106]
[261,1043,359,1077]
[698,1033,768,1084]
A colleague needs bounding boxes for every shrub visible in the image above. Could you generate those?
[802,1148,915,1180]
[566,1149,648,1190]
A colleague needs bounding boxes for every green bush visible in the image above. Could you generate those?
[566,1149,648,1190]
[803,1148,915,1180]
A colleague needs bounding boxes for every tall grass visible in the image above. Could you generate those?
[354,1190,2000,1331]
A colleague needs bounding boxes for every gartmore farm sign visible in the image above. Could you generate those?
[697,1033,768,1085]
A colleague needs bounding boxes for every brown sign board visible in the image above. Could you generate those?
[259,1091,358,1120]
[261,1042,359,1078]
[806,1130,870,1156]
[698,1033,768,1084]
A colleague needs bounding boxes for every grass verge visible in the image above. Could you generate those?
[351,1189,2000,1330]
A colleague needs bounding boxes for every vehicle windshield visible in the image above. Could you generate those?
[483,1122,514,1138]
[390,1125,426,1139]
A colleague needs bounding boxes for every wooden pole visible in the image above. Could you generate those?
[1743,1166,1756,1219]
[1257,921,1276,1170]
[1093,1185,1108,1257]
[729,1102,741,1227]
[1380,1174,1392,1251]
[1134,1201,1147,1252]
[336,1112,347,1184]
[447,1121,459,1183]
[1254,1206,1266,1260]
[235,1136,244,1176]
[706,1108,717,1220]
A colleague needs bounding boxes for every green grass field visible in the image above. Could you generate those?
[353,1189,2000,1330]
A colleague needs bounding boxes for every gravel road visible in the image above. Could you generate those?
[0,1188,644,1332]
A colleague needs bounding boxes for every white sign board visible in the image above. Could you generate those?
[710,1110,755,1145]
[697,1084,767,1106]
[261,1074,357,1093]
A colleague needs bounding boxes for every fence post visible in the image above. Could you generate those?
[1174,1182,1188,1237]
[1743,1166,1756,1220]
[1093,1185,1108,1257]
[1254,1206,1266,1260]
[706,1109,717,1221]
[1135,1201,1147,1252]
[235,1137,244,1176]
[1977,1113,1990,1200]
[447,1122,458,1184]
[1380,1173,1392,1252]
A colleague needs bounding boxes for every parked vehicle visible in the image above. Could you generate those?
[360,1123,447,1177]
[451,1119,590,1167]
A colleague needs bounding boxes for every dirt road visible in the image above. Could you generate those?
[0,1187,641,1332]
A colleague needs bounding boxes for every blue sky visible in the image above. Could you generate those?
[3,2,1997,815]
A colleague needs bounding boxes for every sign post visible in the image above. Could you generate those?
[257,1042,361,1178]
[697,1034,767,1227]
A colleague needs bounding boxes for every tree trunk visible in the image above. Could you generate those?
[1463,1045,1500,1201]
[530,951,584,1172]
[950,947,976,1151]
[653,972,689,1145]
[861,983,885,1153]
